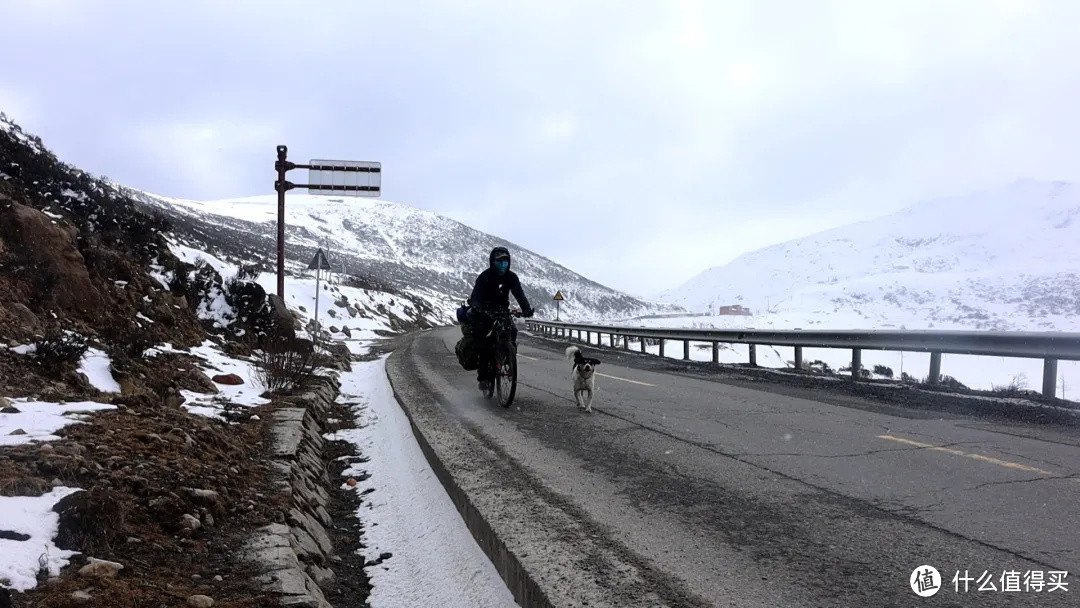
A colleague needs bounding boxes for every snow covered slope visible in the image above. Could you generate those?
[133,191,679,323]
[658,180,1080,332]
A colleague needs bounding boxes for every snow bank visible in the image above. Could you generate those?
[0,487,84,591]
[78,348,121,393]
[1,400,116,446]
[178,341,269,420]
[330,357,516,608]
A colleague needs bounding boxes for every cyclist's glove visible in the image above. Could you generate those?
[523,308,535,318]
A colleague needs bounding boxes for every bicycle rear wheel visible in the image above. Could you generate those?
[495,344,518,408]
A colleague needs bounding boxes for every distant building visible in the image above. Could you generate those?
[715,304,752,316]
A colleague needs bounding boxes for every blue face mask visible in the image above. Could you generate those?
[494,259,509,274]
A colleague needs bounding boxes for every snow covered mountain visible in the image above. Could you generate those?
[657,180,1080,332]
[131,191,678,322]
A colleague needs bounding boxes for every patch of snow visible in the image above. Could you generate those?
[78,348,121,393]
[136,313,155,324]
[179,341,269,418]
[0,487,84,591]
[168,242,237,281]
[1,400,116,446]
[195,285,236,329]
[11,344,35,355]
[329,356,515,608]
[61,188,89,202]
[41,209,63,220]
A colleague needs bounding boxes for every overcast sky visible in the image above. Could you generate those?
[2,0,1079,297]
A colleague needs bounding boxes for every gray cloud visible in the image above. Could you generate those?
[2,0,1079,296]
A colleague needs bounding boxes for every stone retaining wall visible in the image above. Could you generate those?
[245,375,341,608]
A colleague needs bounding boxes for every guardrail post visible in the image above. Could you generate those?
[712,341,719,365]
[623,336,629,350]
[659,339,665,358]
[851,348,862,381]
[794,346,804,370]
[586,330,591,344]
[1043,358,1058,397]
[928,352,942,385]
[640,337,647,353]
[749,344,757,366]
[683,340,690,361]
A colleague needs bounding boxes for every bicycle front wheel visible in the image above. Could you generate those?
[495,345,518,408]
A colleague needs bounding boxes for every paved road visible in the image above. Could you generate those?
[387,327,1080,607]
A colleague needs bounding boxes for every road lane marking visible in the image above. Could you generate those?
[518,354,538,361]
[597,372,655,387]
[877,435,1061,476]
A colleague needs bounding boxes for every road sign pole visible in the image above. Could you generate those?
[556,299,560,321]
[314,266,321,347]
[275,145,288,299]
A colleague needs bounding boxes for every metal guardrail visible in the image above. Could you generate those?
[523,320,1080,397]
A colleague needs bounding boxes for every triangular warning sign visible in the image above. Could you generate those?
[553,290,565,301]
[307,248,331,270]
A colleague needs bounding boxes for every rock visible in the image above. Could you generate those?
[342,326,353,338]
[327,309,337,319]
[50,478,64,487]
[164,390,185,409]
[118,378,138,396]
[0,406,20,414]
[189,488,221,506]
[9,303,41,332]
[187,595,214,608]
[70,589,93,602]
[79,558,123,578]
[181,369,220,395]
[203,513,215,528]
[213,575,223,582]
[181,514,202,532]
[8,429,26,436]
[211,374,243,386]
[0,201,104,317]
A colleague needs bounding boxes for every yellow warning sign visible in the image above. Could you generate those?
[553,290,565,301]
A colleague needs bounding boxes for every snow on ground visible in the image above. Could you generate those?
[256,272,426,343]
[0,487,84,591]
[160,340,270,420]
[1,399,116,446]
[78,348,120,393]
[330,356,516,608]
[578,313,1080,398]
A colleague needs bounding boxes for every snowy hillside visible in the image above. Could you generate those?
[132,191,679,322]
[658,180,1080,333]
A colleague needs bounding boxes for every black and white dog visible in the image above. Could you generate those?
[565,346,601,413]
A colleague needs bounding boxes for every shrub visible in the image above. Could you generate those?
[32,329,89,372]
[992,373,1028,396]
[938,375,969,390]
[254,332,319,393]
[873,365,894,378]
[901,372,917,383]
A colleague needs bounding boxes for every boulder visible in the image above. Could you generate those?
[0,200,103,317]
[212,374,243,386]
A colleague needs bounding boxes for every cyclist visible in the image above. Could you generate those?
[467,246,535,392]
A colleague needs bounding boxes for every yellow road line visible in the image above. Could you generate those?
[877,435,1065,476]
[597,372,655,387]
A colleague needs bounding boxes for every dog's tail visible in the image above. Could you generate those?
[565,345,580,361]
